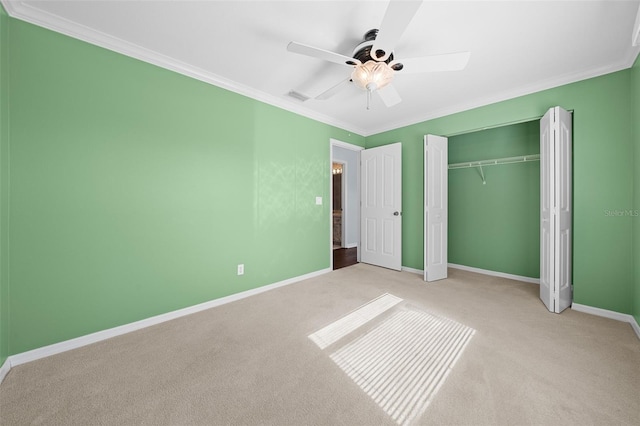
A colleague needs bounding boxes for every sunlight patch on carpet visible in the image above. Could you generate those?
[329,309,475,426]
[308,293,402,349]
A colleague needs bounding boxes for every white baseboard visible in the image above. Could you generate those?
[400,264,539,285]
[401,266,423,276]
[448,264,639,341]
[632,317,640,339]
[571,303,640,341]
[0,358,10,385]
[344,243,358,249]
[448,263,540,285]
[6,267,331,368]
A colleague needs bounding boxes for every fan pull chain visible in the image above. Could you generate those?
[366,88,372,110]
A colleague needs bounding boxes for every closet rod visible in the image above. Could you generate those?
[448,154,540,170]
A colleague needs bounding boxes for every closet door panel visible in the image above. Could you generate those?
[539,108,554,312]
[555,107,572,313]
[424,134,448,282]
[540,106,572,313]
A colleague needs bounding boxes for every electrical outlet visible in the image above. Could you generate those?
[316,196,322,205]
[237,264,244,275]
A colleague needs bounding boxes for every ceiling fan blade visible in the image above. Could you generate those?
[394,51,471,73]
[287,42,360,67]
[372,0,423,61]
[316,78,351,100]
[377,84,402,107]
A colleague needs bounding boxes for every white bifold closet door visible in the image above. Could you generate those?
[540,106,572,313]
[424,135,448,282]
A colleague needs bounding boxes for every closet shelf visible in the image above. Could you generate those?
[448,154,540,170]
[448,154,540,185]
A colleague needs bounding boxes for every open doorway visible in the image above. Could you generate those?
[330,139,363,270]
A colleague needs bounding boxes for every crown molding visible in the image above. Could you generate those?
[0,0,367,136]
[3,0,639,139]
[362,53,640,137]
[633,2,640,47]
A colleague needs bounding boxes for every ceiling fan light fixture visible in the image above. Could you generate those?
[351,60,394,92]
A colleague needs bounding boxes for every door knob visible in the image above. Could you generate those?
[393,211,400,216]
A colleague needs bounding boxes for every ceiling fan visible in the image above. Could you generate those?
[287,0,470,109]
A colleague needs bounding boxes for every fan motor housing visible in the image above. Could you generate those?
[351,29,403,71]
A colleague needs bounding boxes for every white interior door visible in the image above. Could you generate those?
[360,143,402,271]
[540,106,572,313]
[424,135,448,282]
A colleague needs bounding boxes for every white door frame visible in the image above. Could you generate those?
[329,139,364,270]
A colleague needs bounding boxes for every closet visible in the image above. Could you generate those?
[424,106,573,313]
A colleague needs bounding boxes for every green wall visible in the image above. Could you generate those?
[367,70,635,315]
[0,5,9,367]
[448,121,540,278]
[633,54,640,327]
[5,17,364,355]
[1,9,638,360]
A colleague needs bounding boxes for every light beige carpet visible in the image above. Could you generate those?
[1,264,639,425]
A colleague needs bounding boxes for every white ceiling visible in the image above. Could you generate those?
[4,0,640,136]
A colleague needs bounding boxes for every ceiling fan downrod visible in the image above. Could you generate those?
[365,82,380,110]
